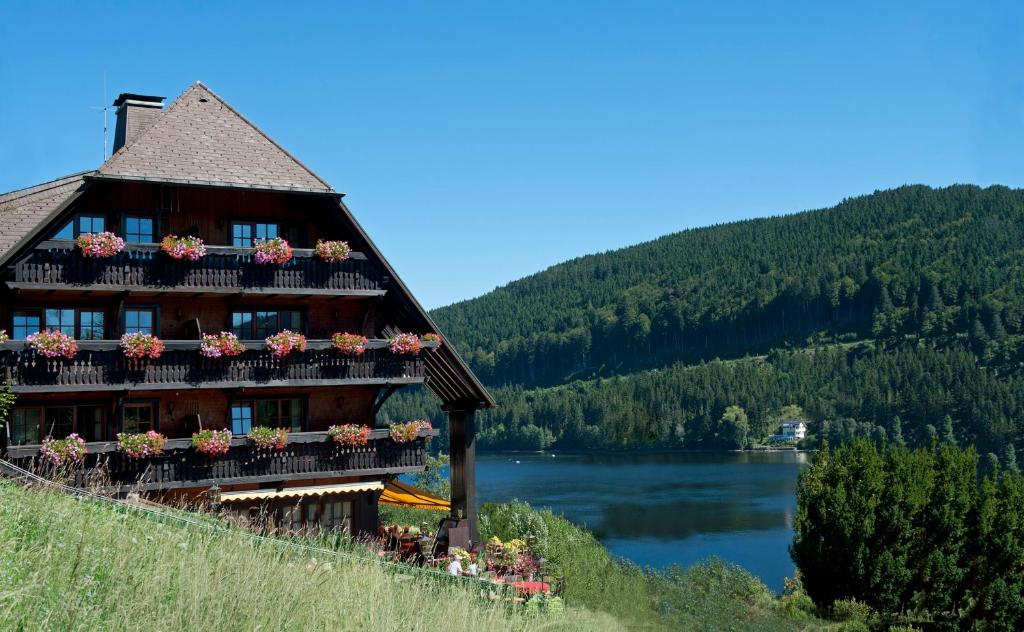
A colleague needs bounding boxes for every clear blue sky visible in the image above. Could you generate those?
[2,1,1023,308]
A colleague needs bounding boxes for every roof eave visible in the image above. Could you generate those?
[84,173,342,197]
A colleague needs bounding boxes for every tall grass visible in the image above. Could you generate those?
[0,482,620,631]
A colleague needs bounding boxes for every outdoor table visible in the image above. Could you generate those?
[510,580,550,595]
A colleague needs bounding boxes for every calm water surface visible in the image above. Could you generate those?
[475,451,809,592]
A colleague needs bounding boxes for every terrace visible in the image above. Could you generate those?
[8,240,386,296]
[0,339,429,392]
[2,428,436,491]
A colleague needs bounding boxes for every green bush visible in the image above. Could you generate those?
[830,598,874,623]
[478,500,551,558]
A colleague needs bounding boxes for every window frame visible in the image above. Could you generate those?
[8,402,111,444]
[12,307,107,340]
[275,497,353,534]
[11,309,42,340]
[122,305,160,336]
[230,220,281,248]
[227,395,307,434]
[119,399,160,435]
[121,213,157,244]
[229,308,305,340]
[53,214,107,240]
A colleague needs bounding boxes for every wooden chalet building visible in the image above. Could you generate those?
[0,82,493,538]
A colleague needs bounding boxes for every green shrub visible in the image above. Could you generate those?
[478,500,551,558]
[830,598,874,622]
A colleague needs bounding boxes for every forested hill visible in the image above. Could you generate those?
[434,184,1024,388]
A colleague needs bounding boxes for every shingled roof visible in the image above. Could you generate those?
[98,82,333,193]
[0,171,90,259]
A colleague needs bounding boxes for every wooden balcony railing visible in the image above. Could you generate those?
[9,240,386,295]
[2,429,436,491]
[0,339,430,392]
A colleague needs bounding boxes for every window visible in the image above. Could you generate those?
[231,398,303,434]
[10,408,41,445]
[122,403,155,434]
[43,308,104,339]
[230,310,302,339]
[54,215,106,239]
[279,499,352,534]
[9,405,108,443]
[232,221,279,247]
[124,308,156,335]
[12,311,41,339]
[124,216,155,243]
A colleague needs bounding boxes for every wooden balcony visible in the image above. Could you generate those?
[0,339,429,393]
[2,429,436,491]
[7,240,386,296]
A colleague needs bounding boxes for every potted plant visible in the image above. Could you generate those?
[315,239,352,262]
[264,330,307,358]
[252,237,293,265]
[387,332,423,356]
[39,434,87,466]
[200,332,246,358]
[192,429,233,456]
[117,430,168,460]
[26,330,78,359]
[328,423,371,447]
[0,329,8,344]
[76,231,125,258]
[120,333,165,359]
[422,333,442,351]
[160,234,207,260]
[248,426,288,451]
[330,332,368,356]
[389,420,431,443]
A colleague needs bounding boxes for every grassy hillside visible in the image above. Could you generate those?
[0,481,616,631]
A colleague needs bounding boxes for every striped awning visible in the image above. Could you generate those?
[379,480,450,511]
[221,481,384,503]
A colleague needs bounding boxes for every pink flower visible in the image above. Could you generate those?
[331,332,368,356]
[117,430,168,459]
[248,426,288,451]
[200,332,245,358]
[328,423,372,447]
[388,333,424,356]
[389,420,431,443]
[26,330,78,359]
[192,429,233,456]
[264,330,307,358]
[315,240,352,262]
[76,232,125,258]
[253,237,293,265]
[120,333,165,359]
[40,434,87,466]
[160,235,207,261]
[422,333,442,351]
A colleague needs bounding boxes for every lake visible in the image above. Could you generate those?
[475,451,809,592]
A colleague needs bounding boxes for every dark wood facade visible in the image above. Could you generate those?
[0,84,493,539]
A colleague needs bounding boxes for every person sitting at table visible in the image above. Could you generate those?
[447,555,463,576]
[465,552,479,577]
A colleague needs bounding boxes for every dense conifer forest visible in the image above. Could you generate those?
[385,185,1024,464]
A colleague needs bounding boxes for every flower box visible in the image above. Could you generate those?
[160,234,207,261]
[117,430,168,460]
[315,239,352,262]
[328,423,371,447]
[388,333,423,356]
[265,330,307,358]
[248,426,288,451]
[200,332,246,358]
[40,434,87,466]
[331,332,368,356]
[0,329,8,344]
[76,231,125,258]
[253,237,293,265]
[26,330,78,359]
[192,429,232,456]
[389,420,431,443]
[422,333,442,351]
[120,333,165,359]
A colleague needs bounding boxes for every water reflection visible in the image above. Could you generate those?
[475,451,808,591]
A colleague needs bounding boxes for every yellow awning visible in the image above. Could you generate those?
[221,481,384,503]
[379,480,450,511]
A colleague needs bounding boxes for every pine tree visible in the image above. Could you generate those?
[942,415,956,445]
[1004,443,1020,475]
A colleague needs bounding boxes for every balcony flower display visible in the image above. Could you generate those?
[76,231,125,258]
[117,430,168,460]
[120,333,165,360]
[192,429,232,456]
[0,329,8,344]
[200,332,246,358]
[328,423,371,447]
[421,333,442,351]
[331,332,368,356]
[389,420,431,443]
[265,330,307,358]
[315,239,352,262]
[253,237,293,265]
[160,234,207,261]
[387,332,423,356]
[248,426,288,451]
[26,330,78,359]
[39,434,87,467]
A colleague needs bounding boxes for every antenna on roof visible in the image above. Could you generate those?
[88,72,110,161]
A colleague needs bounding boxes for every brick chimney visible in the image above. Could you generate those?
[111,93,164,153]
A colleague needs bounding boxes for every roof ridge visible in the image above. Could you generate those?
[0,170,95,200]
[187,82,334,191]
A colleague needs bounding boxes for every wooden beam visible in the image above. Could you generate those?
[449,407,478,543]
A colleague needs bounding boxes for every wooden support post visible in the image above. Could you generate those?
[448,406,478,544]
